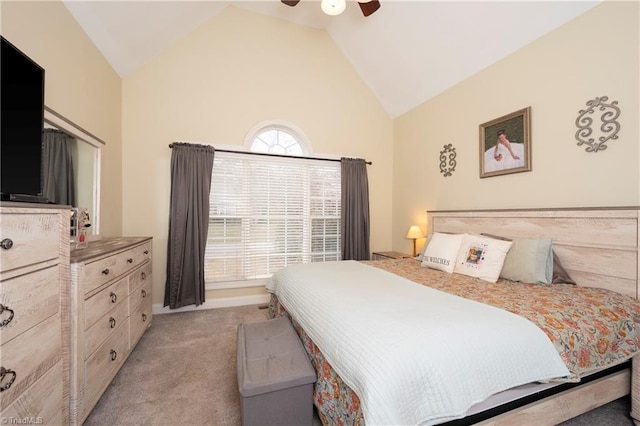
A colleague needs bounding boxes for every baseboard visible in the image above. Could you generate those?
[152,293,270,315]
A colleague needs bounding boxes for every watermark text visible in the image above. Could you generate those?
[1,417,44,425]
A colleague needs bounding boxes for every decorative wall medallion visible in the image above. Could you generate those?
[575,96,620,152]
[439,144,457,177]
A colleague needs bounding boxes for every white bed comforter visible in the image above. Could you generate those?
[266,261,570,426]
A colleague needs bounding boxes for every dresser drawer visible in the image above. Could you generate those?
[129,276,152,314]
[0,213,60,272]
[83,255,120,294]
[120,242,152,277]
[130,298,152,349]
[84,300,129,360]
[84,277,129,330]
[0,265,59,345]
[129,262,152,294]
[1,359,63,425]
[0,313,62,410]
[84,319,129,412]
[81,241,152,295]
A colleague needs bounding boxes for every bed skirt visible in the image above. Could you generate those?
[268,293,365,425]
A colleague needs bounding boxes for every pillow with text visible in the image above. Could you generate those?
[421,232,464,274]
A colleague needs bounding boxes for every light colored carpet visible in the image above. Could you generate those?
[85,304,634,425]
[85,304,267,425]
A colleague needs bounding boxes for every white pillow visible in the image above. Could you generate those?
[454,234,513,282]
[421,232,464,273]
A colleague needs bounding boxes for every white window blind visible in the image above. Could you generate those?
[205,152,341,287]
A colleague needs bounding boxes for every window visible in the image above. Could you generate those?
[205,128,341,289]
[250,128,304,156]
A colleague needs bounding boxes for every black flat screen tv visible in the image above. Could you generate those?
[1,36,47,203]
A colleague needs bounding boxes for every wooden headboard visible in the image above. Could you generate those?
[427,207,640,298]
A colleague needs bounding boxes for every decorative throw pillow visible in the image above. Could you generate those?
[500,238,553,284]
[552,251,576,284]
[421,232,464,274]
[480,233,575,285]
[454,234,513,283]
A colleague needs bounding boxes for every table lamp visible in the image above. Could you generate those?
[405,225,424,257]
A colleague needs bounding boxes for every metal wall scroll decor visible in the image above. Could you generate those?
[439,144,457,177]
[575,96,620,152]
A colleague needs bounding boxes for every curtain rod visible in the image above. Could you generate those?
[168,143,372,165]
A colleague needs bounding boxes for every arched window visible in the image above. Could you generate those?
[250,129,303,155]
[245,121,310,156]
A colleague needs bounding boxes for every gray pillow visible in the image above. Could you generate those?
[552,251,576,284]
[500,238,553,284]
[481,233,575,285]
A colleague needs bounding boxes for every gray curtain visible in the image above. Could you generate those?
[42,128,75,205]
[164,142,215,309]
[341,158,370,260]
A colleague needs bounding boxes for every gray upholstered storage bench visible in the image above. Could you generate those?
[237,316,316,426]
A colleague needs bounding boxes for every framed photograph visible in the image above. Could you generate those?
[479,107,531,178]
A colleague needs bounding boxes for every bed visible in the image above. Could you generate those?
[266,207,640,425]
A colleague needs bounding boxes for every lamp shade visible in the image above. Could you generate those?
[321,0,346,15]
[405,225,424,240]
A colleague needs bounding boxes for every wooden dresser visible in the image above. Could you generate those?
[69,237,153,424]
[0,204,70,425]
[371,251,412,260]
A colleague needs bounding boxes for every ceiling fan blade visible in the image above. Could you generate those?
[281,0,301,6]
[358,0,380,17]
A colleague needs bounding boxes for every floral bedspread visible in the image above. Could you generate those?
[268,258,640,425]
[270,295,365,426]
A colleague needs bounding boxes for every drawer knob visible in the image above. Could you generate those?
[141,271,147,280]
[109,317,116,328]
[142,313,147,322]
[110,292,118,303]
[0,367,16,392]
[0,304,15,328]
[102,268,110,275]
[127,258,133,264]
[141,289,147,298]
[0,238,13,250]
[110,349,117,361]
[144,250,149,255]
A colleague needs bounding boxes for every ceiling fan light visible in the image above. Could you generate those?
[321,0,346,16]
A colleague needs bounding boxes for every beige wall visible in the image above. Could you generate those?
[6,1,634,307]
[392,1,639,255]
[1,0,123,237]
[121,6,394,305]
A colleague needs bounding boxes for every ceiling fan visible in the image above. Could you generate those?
[281,0,381,17]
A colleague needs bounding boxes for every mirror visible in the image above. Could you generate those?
[43,106,103,235]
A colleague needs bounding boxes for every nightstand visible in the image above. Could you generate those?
[371,251,413,260]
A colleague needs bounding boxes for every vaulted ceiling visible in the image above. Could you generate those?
[62,1,600,118]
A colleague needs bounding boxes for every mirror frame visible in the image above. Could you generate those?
[44,106,104,236]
